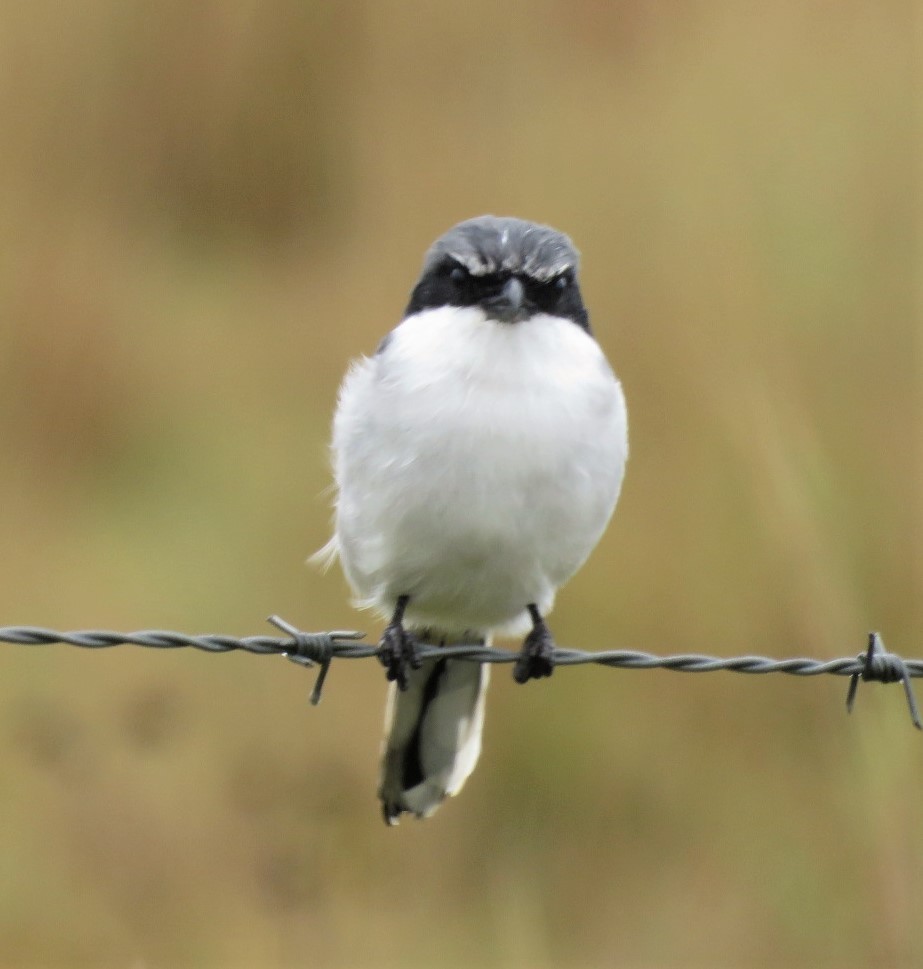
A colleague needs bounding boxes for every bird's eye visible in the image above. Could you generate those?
[449,265,469,283]
[554,274,571,291]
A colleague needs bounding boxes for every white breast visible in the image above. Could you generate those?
[327,306,628,635]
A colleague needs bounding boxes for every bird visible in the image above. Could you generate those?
[314,215,628,824]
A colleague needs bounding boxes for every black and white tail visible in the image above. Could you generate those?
[378,650,489,825]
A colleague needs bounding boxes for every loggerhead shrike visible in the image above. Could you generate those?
[315,216,628,824]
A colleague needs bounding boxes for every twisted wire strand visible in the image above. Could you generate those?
[1,623,920,674]
[1,622,920,725]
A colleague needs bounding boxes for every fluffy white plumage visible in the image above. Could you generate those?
[325,305,627,633]
[319,299,627,822]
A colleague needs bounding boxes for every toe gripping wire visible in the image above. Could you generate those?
[846,632,922,730]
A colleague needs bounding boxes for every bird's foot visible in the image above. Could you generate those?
[513,604,556,683]
[378,595,421,691]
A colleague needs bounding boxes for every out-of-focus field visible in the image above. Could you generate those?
[0,3,917,967]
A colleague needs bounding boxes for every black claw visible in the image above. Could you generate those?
[513,604,556,684]
[379,624,419,690]
[378,595,419,691]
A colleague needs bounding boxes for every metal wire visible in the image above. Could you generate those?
[1,621,920,726]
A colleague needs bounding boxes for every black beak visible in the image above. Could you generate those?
[483,276,529,323]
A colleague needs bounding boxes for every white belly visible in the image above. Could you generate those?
[328,306,628,634]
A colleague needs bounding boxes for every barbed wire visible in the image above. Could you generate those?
[1,619,919,728]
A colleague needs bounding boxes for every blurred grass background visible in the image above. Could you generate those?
[0,1,918,967]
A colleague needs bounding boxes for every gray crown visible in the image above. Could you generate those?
[422,216,579,283]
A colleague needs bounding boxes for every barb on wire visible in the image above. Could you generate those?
[1,620,920,727]
[846,632,921,730]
